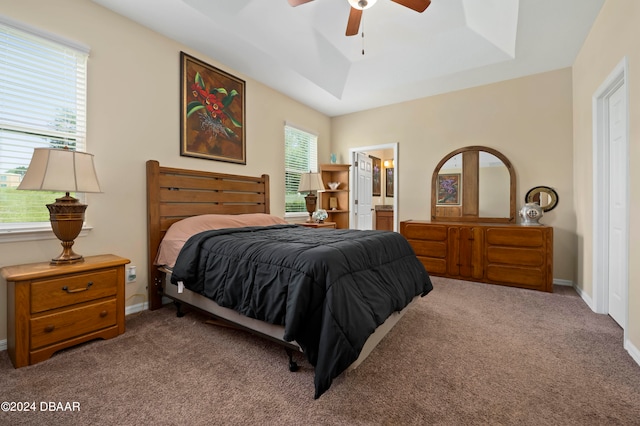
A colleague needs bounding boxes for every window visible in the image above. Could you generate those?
[0,18,89,230]
[284,124,318,216]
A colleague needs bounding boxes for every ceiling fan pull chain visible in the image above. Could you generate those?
[361,15,365,55]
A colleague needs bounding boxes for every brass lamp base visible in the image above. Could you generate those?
[47,193,87,265]
[304,192,317,223]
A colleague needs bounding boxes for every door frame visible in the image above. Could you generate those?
[592,57,629,340]
[349,142,399,231]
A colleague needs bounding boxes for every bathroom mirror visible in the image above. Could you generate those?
[525,186,559,212]
[431,146,516,223]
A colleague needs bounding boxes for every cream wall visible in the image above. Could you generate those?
[573,0,640,354]
[0,0,330,342]
[331,68,576,282]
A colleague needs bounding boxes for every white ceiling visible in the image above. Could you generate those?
[92,0,605,117]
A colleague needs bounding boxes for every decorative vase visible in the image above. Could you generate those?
[312,209,328,223]
[519,203,543,226]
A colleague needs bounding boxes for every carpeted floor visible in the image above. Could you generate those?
[1,277,639,425]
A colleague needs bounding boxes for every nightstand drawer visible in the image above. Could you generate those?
[30,299,117,350]
[31,269,118,314]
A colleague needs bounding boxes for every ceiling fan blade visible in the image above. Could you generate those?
[391,0,431,13]
[288,0,314,6]
[346,7,363,36]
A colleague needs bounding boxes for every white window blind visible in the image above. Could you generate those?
[284,124,318,215]
[0,19,88,226]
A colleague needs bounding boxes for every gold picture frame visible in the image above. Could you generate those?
[180,52,246,164]
[329,197,338,210]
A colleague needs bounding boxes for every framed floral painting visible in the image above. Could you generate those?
[437,173,460,205]
[180,52,246,164]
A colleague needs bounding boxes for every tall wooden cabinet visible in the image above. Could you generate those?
[400,221,553,292]
[320,164,350,229]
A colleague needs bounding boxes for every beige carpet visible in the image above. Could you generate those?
[1,277,639,425]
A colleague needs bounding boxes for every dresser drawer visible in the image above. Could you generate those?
[411,240,447,258]
[417,257,447,275]
[31,269,118,314]
[402,223,448,241]
[486,265,546,290]
[30,299,117,350]
[486,228,545,247]
[487,246,544,267]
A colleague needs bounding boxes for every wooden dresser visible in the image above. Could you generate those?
[1,254,130,367]
[400,221,553,292]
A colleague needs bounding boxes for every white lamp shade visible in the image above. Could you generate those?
[18,148,102,193]
[298,172,325,193]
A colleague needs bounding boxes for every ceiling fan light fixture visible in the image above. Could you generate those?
[348,0,377,10]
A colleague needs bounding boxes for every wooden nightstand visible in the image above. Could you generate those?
[1,254,130,368]
[297,221,337,229]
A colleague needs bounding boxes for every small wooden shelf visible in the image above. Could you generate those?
[319,164,350,229]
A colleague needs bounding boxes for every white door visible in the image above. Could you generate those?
[607,83,628,327]
[355,152,373,230]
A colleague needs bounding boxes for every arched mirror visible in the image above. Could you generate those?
[431,146,516,223]
[525,186,558,212]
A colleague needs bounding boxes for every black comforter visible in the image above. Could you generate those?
[171,224,432,398]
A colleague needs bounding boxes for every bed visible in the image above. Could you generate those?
[146,160,433,398]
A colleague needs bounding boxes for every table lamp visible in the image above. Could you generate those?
[18,147,102,264]
[298,172,324,223]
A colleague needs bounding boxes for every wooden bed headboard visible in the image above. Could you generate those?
[146,160,270,310]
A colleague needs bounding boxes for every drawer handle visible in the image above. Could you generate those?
[99,310,108,318]
[62,281,93,294]
[44,325,55,333]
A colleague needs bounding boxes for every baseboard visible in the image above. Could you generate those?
[572,284,595,311]
[569,283,639,369]
[125,301,148,316]
[124,297,171,316]
[553,278,573,286]
[625,336,640,367]
[0,339,6,352]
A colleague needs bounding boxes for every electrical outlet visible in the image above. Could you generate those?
[127,265,137,283]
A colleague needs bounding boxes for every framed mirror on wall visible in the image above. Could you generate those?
[431,146,516,223]
[526,186,559,212]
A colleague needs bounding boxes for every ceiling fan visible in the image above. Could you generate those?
[288,0,431,36]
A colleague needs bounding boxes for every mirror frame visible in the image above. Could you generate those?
[525,186,559,212]
[431,145,516,223]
